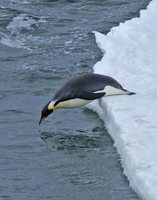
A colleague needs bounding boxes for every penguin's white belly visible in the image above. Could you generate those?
[55,98,91,109]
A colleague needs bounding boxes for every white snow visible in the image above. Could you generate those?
[87,0,157,199]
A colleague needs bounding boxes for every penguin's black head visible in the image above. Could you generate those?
[39,102,53,125]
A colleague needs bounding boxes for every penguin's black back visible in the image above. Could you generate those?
[53,73,123,100]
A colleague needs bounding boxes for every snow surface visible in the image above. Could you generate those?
[87,0,157,199]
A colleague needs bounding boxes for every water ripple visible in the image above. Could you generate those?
[40,131,102,152]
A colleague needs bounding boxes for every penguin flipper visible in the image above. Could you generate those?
[77,90,105,100]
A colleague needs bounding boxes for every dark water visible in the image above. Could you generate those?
[0,0,150,199]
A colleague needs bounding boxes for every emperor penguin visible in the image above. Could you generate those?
[39,73,135,125]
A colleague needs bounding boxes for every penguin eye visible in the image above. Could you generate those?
[43,108,53,118]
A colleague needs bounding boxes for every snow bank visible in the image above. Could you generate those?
[87,0,157,199]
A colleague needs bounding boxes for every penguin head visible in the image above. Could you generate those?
[39,101,54,125]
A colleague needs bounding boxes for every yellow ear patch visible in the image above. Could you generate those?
[48,103,54,110]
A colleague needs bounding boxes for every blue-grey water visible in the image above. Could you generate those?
[0,0,150,200]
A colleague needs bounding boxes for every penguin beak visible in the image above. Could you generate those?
[39,116,46,125]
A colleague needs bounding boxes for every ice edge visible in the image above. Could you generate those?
[88,0,157,199]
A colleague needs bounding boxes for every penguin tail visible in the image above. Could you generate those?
[128,92,136,95]
[123,89,136,95]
